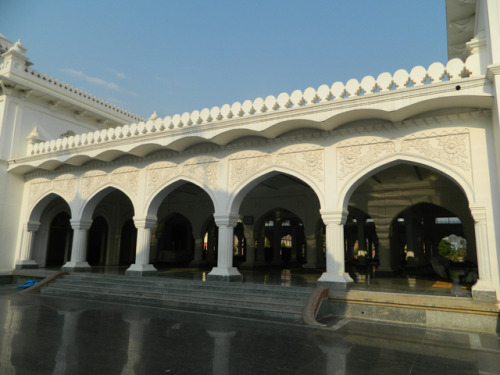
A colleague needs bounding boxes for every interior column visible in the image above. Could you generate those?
[62,219,92,272]
[126,216,158,276]
[317,210,353,290]
[207,214,242,281]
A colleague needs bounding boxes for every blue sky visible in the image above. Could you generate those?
[1,1,447,119]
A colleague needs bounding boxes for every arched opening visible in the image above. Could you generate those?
[83,188,135,267]
[347,163,476,287]
[343,206,378,278]
[236,172,320,270]
[150,181,215,268]
[87,216,109,266]
[155,213,194,265]
[202,218,218,265]
[46,212,72,267]
[257,208,306,268]
[390,202,475,280]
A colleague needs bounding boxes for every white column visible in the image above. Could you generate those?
[239,225,255,268]
[404,214,416,267]
[356,215,367,263]
[207,214,242,281]
[62,219,92,271]
[317,211,353,290]
[303,233,319,269]
[271,219,283,266]
[470,207,497,301]
[15,221,40,269]
[190,237,204,266]
[126,216,158,276]
[255,228,267,265]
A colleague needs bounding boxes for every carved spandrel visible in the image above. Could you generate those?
[337,141,395,180]
[81,171,109,199]
[182,162,218,189]
[111,168,139,196]
[53,175,77,201]
[229,155,273,188]
[28,179,51,207]
[276,149,324,182]
[146,166,179,196]
[401,133,471,171]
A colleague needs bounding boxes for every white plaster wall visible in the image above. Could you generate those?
[0,163,23,273]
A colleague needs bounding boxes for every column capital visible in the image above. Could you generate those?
[133,216,157,229]
[320,210,348,225]
[70,219,93,231]
[486,63,500,81]
[24,221,41,232]
[469,206,487,223]
[213,214,239,227]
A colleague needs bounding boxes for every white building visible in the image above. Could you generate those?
[1,0,499,302]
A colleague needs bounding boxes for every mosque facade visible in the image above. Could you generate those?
[1,0,500,301]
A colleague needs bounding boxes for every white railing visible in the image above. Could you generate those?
[27,57,481,157]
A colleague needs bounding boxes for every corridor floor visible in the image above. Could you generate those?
[0,283,498,375]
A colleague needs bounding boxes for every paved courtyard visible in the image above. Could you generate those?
[0,284,498,375]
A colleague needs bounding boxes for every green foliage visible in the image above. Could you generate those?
[438,239,453,257]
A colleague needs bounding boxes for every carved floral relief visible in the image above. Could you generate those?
[338,141,395,180]
[111,167,139,196]
[229,148,324,188]
[146,160,219,195]
[81,170,109,199]
[401,133,470,171]
[28,178,52,207]
[28,175,77,208]
[337,131,471,182]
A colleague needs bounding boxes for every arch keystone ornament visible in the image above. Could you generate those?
[317,210,354,290]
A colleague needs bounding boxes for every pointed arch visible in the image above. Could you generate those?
[145,177,217,218]
[79,185,136,222]
[28,192,73,223]
[337,154,475,212]
[226,167,324,215]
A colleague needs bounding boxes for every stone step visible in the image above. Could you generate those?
[42,287,303,320]
[55,273,312,295]
[43,282,308,307]
[48,277,312,300]
[40,273,313,322]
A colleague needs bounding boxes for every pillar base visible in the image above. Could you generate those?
[317,272,354,291]
[471,279,498,302]
[62,261,91,272]
[125,264,158,277]
[207,267,243,282]
[15,260,39,270]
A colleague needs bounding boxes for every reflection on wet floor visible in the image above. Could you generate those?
[0,284,498,375]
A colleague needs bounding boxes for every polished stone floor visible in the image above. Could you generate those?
[0,284,498,375]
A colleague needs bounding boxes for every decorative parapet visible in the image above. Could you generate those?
[21,67,143,122]
[0,43,143,123]
[26,57,482,158]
